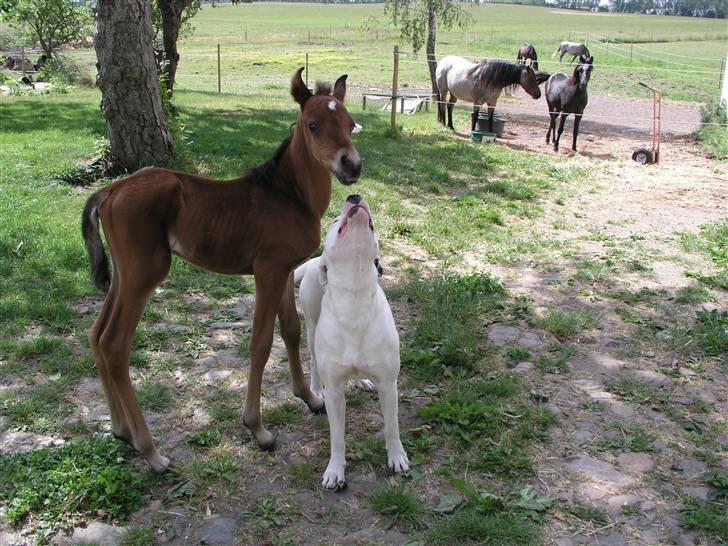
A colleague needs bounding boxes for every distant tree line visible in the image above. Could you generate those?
[539,0,726,17]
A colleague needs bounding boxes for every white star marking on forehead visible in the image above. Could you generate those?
[328,100,336,112]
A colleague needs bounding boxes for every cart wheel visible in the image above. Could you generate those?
[632,148,653,165]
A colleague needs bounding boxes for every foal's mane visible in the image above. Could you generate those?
[245,136,294,192]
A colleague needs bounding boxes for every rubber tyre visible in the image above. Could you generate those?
[632,148,653,165]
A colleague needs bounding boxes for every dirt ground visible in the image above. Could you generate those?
[1,90,725,546]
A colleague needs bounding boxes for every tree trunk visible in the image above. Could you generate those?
[95,0,173,171]
[158,0,189,94]
[426,1,438,98]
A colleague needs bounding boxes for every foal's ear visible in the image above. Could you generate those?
[333,74,347,102]
[291,67,312,107]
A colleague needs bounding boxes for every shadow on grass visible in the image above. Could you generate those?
[0,99,105,136]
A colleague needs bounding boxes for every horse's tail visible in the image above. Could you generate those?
[532,49,539,71]
[82,191,111,293]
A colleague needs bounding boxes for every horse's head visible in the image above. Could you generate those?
[575,56,593,90]
[520,66,542,100]
[291,68,361,186]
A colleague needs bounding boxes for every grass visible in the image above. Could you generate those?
[368,484,426,531]
[698,100,728,160]
[594,422,655,453]
[681,499,728,541]
[538,308,599,338]
[0,435,146,542]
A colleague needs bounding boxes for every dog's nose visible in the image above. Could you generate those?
[346,194,361,204]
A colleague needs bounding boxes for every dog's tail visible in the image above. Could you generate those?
[81,191,111,293]
[294,259,312,284]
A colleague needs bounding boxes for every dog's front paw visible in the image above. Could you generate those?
[354,379,376,392]
[322,462,347,491]
[388,449,410,474]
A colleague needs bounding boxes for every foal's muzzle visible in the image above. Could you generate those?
[336,153,362,186]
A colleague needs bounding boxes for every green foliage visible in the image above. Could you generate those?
[262,401,305,428]
[538,308,599,338]
[535,344,574,374]
[698,99,728,160]
[401,271,504,381]
[418,375,554,477]
[700,218,728,268]
[188,429,221,448]
[0,0,93,57]
[694,309,728,359]
[368,484,426,530]
[564,500,611,526]
[674,284,712,305]
[595,423,655,453]
[0,436,145,541]
[681,498,728,541]
[506,345,532,364]
[383,0,472,55]
[137,379,174,412]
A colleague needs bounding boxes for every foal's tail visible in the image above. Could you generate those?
[82,192,111,293]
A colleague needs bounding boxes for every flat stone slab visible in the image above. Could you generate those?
[674,458,708,479]
[155,323,190,333]
[209,321,248,330]
[607,494,642,516]
[203,369,233,386]
[0,431,63,454]
[518,331,546,350]
[633,370,674,387]
[197,516,237,545]
[487,324,520,347]
[565,454,635,486]
[684,487,711,501]
[617,452,655,474]
[514,361,536,373]
[70,522,127,546]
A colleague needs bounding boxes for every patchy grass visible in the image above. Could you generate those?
[536,344,575,374]
[368,484,426,531]
[538,309,599,338]
[262,401,306,428]
[681,499,728,541]
[594,422,655,453]
[0,435,146,542]
[694,310,728,360]
[674,284,712,305]
[136,379,175,412]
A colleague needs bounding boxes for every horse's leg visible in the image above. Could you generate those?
[89,270,130,442]
[554,113,568,151]
[488,105,495,133]
[472,104,480,132]
[559,50,565,63]
[572,113,583,152]
[277,272,324,412]
[570,54,577,64]
[98,249,172,472]
[447,94,456,130]
[546,112,557,144]
[243,263,290,450]
[438,93,446,125]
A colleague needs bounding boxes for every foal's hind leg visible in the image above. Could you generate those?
[97,253,172,472]
[89,279,131,441]
[472,104,480,131]
[546,112,558,144]
[277,272,324,412]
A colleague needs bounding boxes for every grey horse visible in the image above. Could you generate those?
[553,41,590,64]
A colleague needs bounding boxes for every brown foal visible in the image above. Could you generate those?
[82,69,361,472]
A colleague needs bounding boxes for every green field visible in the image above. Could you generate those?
[3,3,725,102]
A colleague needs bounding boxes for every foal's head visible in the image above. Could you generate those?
[291,68,361,185]
[574,56,593,90]
[519,66,542,100]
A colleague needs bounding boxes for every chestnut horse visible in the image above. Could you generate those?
[82,68,361,472]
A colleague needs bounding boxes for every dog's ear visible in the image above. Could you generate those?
[318,259,328,287]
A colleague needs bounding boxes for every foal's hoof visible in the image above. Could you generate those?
[257,430,278,452]
[148,454,172,474]
[306,394,326,415]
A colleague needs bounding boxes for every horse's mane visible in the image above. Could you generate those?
[468,60,527,91]
[245,135,294,190]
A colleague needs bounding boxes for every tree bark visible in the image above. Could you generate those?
[158,0,189,94]
[95,0,173,171]
[426,1,437,98]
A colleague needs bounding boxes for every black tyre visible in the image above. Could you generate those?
[632,148,653,165]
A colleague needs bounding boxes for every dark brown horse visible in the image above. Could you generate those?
[82,68,361,471]
[546,56,593,152]
[517,43,539,71]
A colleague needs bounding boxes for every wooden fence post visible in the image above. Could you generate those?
[305,52,309,87]
[390,45,400,133]
[217,44,221,93]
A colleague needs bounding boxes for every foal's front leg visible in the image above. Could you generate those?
[571,113,583,152]
[243,267,290,450]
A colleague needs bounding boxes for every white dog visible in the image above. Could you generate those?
[295,195,409,489]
